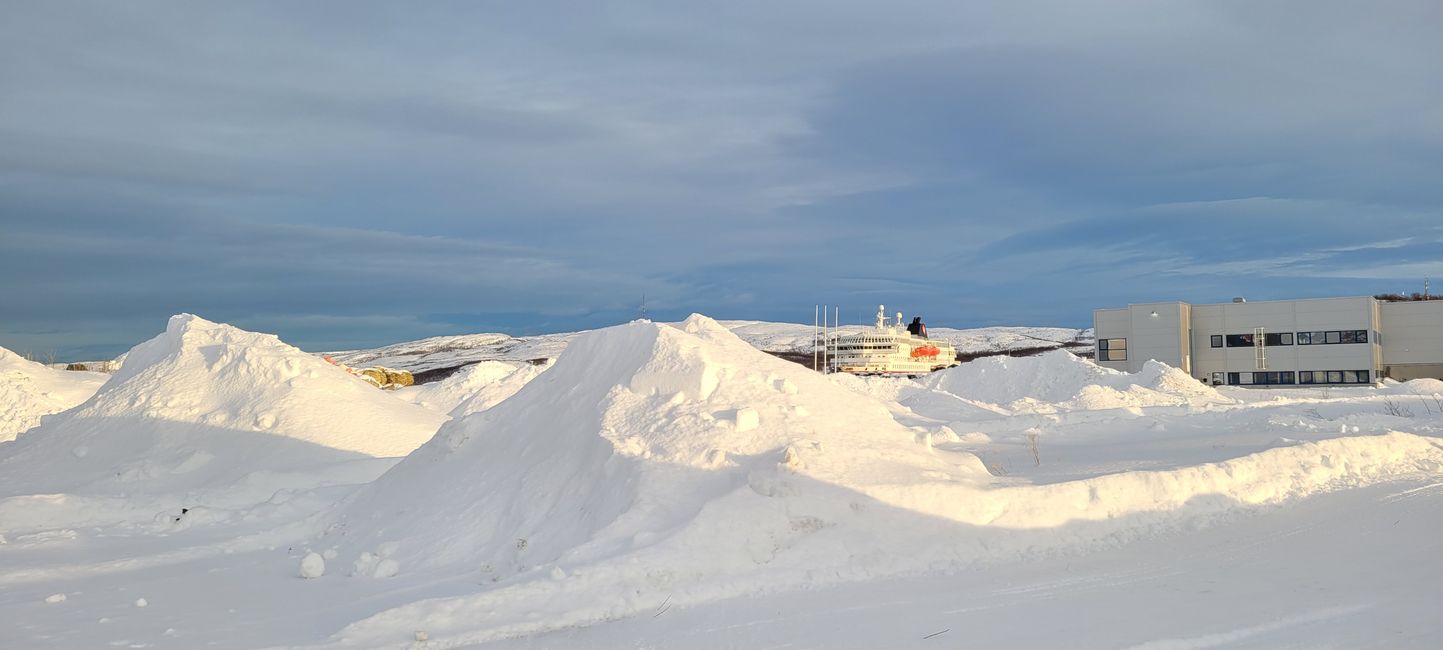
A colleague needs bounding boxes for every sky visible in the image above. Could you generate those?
[3,1,1442,360]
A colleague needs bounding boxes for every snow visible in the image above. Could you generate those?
[299,552,325,579]
[0,314,446,531]
[3,313,1443,649]
[393,359,551,418]
[921,349,1231,411]
[0,347,108,442]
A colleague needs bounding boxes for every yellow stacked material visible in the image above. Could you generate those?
[383,369,414,387]
[358,368,388,386]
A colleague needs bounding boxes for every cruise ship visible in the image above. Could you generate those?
[826,305,958,376]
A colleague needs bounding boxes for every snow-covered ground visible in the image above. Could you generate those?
[2,314,1441,649]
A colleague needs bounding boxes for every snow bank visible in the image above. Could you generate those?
[0,314,446,499]
[396,360,550,417]
[924,350,1229,411]
[0,347,108,442]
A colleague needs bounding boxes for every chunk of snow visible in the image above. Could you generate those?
[299,552,326,579]
[44,593,66,603]
[734,407,760,432]
[134,598,148,608]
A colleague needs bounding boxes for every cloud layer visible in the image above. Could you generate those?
[3,1,1441,358]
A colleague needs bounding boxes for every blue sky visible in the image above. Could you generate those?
[3,1,1441,360]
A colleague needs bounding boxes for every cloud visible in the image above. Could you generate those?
[2,1,1442,357]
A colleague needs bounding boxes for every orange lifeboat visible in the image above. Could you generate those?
[910,345,940,358]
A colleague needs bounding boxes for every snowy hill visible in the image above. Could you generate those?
[0,347,108,442]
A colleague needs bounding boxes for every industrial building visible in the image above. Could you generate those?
[1093,296,1443,386]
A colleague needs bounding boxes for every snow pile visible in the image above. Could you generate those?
[0,314,446,499]
[0,347,109,442]
[320,315,990,578]
[924,350,1230,411]
[396,360,550,417]
[448,362,550,418]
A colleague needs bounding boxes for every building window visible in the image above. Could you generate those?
[1210,335,1223,348]
[1098,338,1127,361]
[1265,332,1293,346]
[1297,330,1370,345]
[1212,372,1224,385]
[1224,333,1293,347]
[1299,371,1314,384]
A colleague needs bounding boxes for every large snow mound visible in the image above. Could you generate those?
[320,314,990,576]
[0,314,446,498]
[0,347,108,442]
[924,350,1230,410]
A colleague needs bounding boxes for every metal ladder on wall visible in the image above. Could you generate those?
[1254,326,1266,370]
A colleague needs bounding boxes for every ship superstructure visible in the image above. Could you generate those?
[825,305,957,376]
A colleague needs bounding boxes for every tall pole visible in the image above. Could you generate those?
[813,305,819,372]
[825,306,836,375]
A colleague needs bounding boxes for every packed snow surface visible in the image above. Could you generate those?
[0,314,445,504]
[5,313,1443,649]
[0,347,108,442]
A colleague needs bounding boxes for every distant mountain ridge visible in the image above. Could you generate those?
[325,319,1094,380]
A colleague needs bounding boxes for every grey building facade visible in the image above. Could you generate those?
[1094,296,1443,386]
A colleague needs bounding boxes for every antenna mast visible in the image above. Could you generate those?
[639,293,648,320]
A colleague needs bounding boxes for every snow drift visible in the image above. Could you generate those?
[924,349,1230,411]
[0,347,108,442]
[0,314,446,499]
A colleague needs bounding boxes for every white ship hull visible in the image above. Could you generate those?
[824,306,957,376]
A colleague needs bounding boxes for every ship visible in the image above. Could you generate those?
[825,305,958,376]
